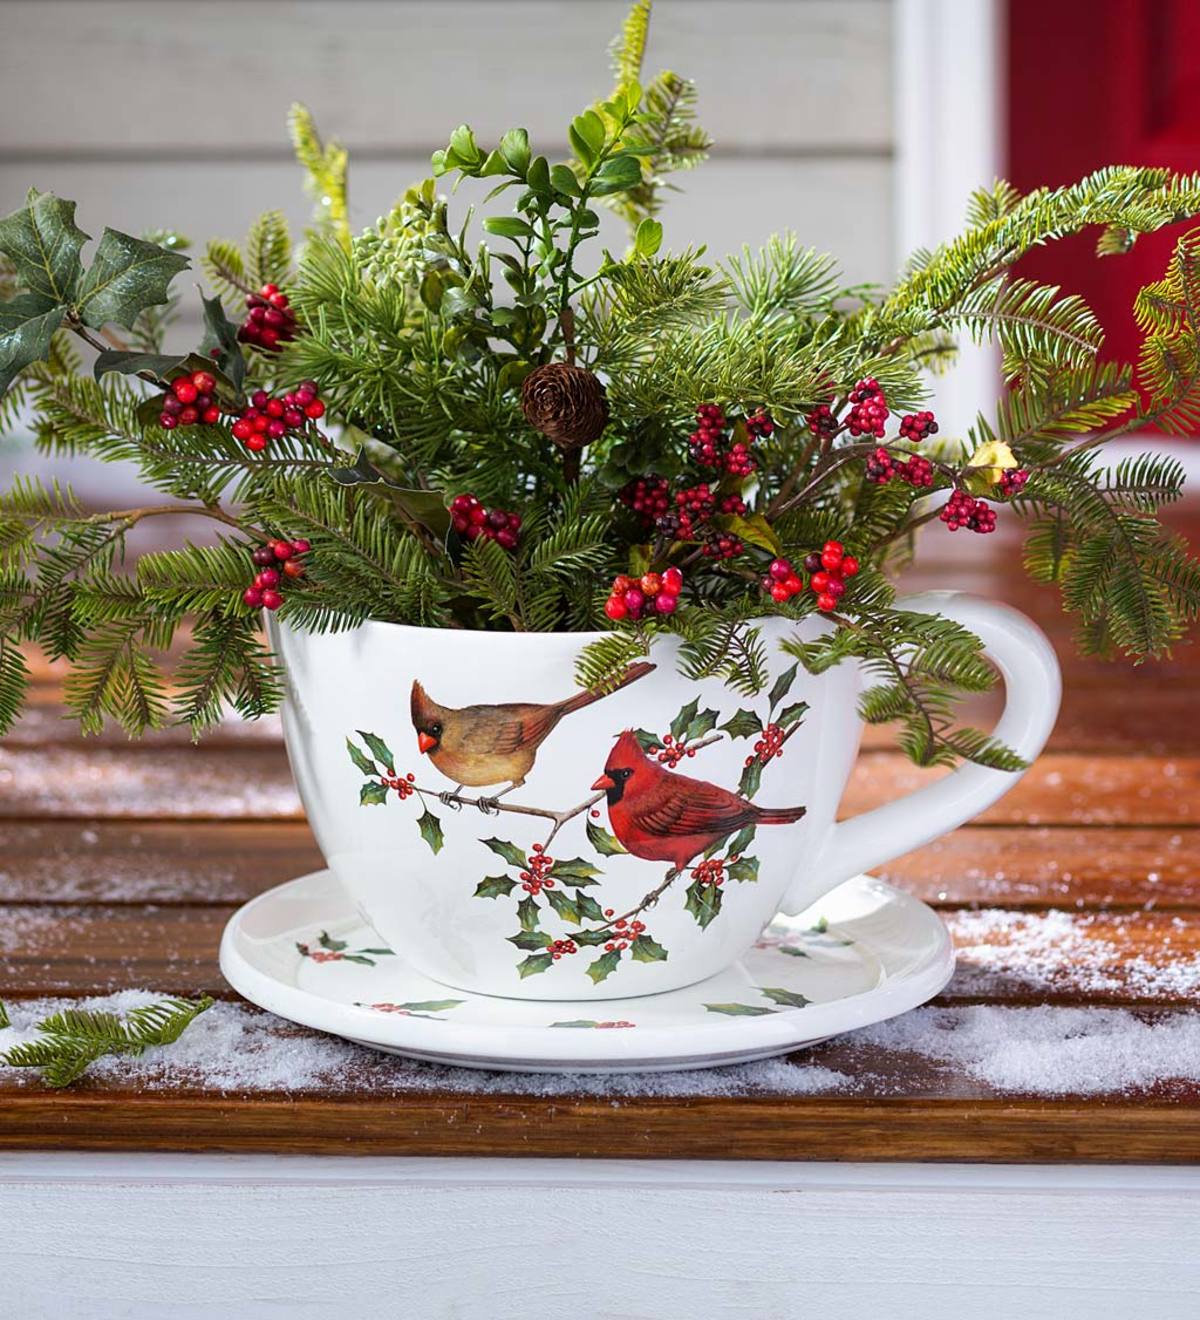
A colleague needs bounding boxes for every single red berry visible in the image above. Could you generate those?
[604,596,628,621]
[640,572,662,597]
[171,379,197,403]
[261,589,283,610]
[283,560,305,578]
[810,571,830,592]
[272,541,294,561]
[252,546,274,567]
[654,592,678,615]
[255,568,280,589]
[291,539,310,555]
[191,371,216,394]
[841,555,859,576]
[242,587,263,608]
[661,566,683,596]
[304,400,326,419]
[245,434,268,452]
[817,592,837,612]
[201,406,221,425]
[159,413,179,429]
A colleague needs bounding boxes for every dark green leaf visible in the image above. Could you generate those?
[685,707,719,740]
[548,857,601,882]
[591,154,643,196]
[75,227,190,330]
[0,191,88,305]
[703,1002,775,1016]
[759,986,810,1008]
[517,952,554,978]
[483,837,528,869]
[768,662,799,711]
[779,945,809,958]
[575,892,606,922]
[727,854,759,883]
[356,729,395,774]
[0,295,64,396]
[329,446,451,538]
[200,291,246,391]
[499,128,531,176]
[586,817,627,855]
[738,756,763,799]
[685,879,722,929]
[509,929,552,950]
[726,824,757,857]
[318,931,348,951]
[517,895,540,931]
[346,737,377,775]
[587,949,622,984]
[550,164,581,197]
[630,933,668,962]
[776,700,809,731]
[474,874,517,899]
[416,807,444,855]
[545,887,581,924]
[633,727,664,752]
[670,697,699,741]
[720,708,763,740]
[359,780,389,806]
[572,928,612,946]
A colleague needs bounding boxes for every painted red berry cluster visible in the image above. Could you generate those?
[243,538,310,611]
[159,370,220,430]
[381,772,417,799]
[748,722,786,766]
[231,382,325,453]
[519,843,556,895]
[940,489,997,533]
[238,283,298,352]
[692,857,726,887]
[605,567,683,621]
[655,730,700,767]
[604,916,646,952]
[449,493,522,550]
[548,938,578,960]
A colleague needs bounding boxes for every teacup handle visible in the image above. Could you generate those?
[780,591,1061,915]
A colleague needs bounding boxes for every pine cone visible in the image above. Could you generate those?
[520,362,609,450]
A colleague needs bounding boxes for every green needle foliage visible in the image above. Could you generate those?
[0,996,213,1088]
[0,1,1197,769]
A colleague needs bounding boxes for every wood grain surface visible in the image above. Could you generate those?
[1,516,1198,1160]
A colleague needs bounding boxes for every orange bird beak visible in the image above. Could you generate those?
[591,772,615,791]
[417,732,438,754]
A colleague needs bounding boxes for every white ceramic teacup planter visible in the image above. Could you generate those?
[271,590,1060,1001]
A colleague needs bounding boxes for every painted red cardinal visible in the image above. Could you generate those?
[592,730,807,871]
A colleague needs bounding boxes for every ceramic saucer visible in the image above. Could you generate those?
[219,869,954,1072]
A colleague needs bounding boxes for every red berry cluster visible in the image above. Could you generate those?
[689,403,726,467]
[605,567,683,621]
[686,403,770,477]
[745,409,775,440]
[703,531,744,560]
[864,447,895,484]
[243,538,310,611]
[805,540,859,612]
[674,483,716,538]
[901,454,935,487]
[655,731,700,767]
[692,857,726,887]
[720,493,748,516]
[865,448,935,488]
[159,370,220,430]
[238,283,298,353]
[846,378,889,438]
[520,843,555,895]
[898,410,939,443]
[806,404,838,439]
[725,441,756,478]
[548,938,578,961]
[232,382,325,452]
[449,493,522,550]
[761,557,805,603]
[748,722,786,767]
[381,772,417,800]
[997,468,1030,497]
[940,490,997,533]
[604,916,646,952]
[618,476,671,529]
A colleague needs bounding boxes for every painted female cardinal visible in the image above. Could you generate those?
[592,730,807,871]
[411,662,655,802]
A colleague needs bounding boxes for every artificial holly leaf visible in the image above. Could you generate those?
[685,706,719,741]
[0,295,65,397]
[714,512,781,555]
[509,929,552,951]
[633,727,664,752]
[545,887,581,925]
[630,934,668,962]
[200,291,246,392]
[574,893,606,923]
[727,824,757,857]
[75,227,190,330]
[346,737,378,775]
[355,730,395,774]
[359,781,389,806]
[727,854,759,883]
[586,949,622,984]
[738,756,763,800]
[483,837,528,869]
[670,697,699,741]
[685,879,722,929]
[93,349,188,382]
[768,662,800,712]
[759,986,811,1008]
[474,874,516,899]
[517,952,554,978]
[720,708,763,740]
[329,445,451,538]
[517,895,541,932]
[548,857,601,883]
[416,807,444,855]
[776,700,809,731]
[703,1001,775,1016]
[0,191,87,306]
[586,817,626,855]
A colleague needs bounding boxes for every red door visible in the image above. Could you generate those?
[1008,0,1200,393]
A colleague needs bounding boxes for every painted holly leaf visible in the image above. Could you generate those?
[728,855,759,883]
[416,807,444,854]
[704,1002,776,1016]
[358,947,394,957]
[200,290,246,391]
[356,730,395,775]
[474,874,516,899]
[684,706,720,741]
[586,817,626,855]
[738,755,763,800]
[346,737,377,775]
[517,953,554,978]
[759,986,811,1008]
[483,837,528,869]
[318,931,348,952]
[75,228,190,330]
[509,929,552,951]
[575,893,607,923]
[341,953,380,966]
[586,949,622,984]
[685,879,722,929]
[572,928,613,946]
[517,895,541,932]
[633,727,664,752]
[359,780,389,806]
[780,945,809,958]
[0,191,87,306]
[548,857,601,885]
[0,295,65,396]
[777,700,809,731]
[809,916,829,934]
[330,444,451,539]
[727,824,757,857]
[630,934,668,963]
[670,697,699,741]
[552,1020,603,1028]
[768,662,800,712]
[720,708,763,740]
[395,1000,464,1012]
[545,887,581,925]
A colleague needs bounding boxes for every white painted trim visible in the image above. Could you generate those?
[895,0,1002,426]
